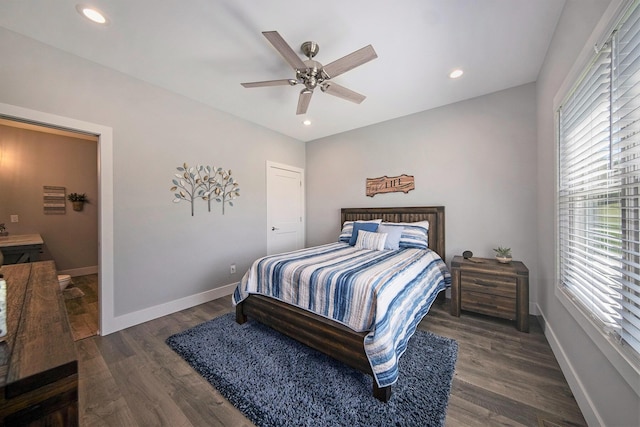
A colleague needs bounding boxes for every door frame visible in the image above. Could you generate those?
[0,102,115,335]
[266,161,305,254]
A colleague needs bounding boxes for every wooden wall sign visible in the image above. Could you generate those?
[43,186,66,215]
[366,174,415,197]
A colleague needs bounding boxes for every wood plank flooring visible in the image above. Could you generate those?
[75,296,586,426]
[64,274,99,341]
[422,300,586,427]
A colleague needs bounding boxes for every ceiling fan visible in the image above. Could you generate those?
[241,31,378,115]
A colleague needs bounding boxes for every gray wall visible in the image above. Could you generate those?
[306,83,538,301]
[0,125,98,271]
[537,0,640,425]
[0,27,305,316]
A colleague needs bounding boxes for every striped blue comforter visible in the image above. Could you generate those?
[232,242,451,388]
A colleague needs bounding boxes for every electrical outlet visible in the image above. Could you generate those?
[10,215,18,223]
[230,264,236,274]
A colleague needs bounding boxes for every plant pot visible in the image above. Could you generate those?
[72,201,84,212]
[496,256,512,264]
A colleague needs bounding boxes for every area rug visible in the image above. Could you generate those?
[166,313,458,427]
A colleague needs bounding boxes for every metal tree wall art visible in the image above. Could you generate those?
[171,164,201,216]
[170,163,241,216]
[213,168,240,214]
[198,165,219,213]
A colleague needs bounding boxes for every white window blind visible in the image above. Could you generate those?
[612,4,640,353]
[558,2,640,356]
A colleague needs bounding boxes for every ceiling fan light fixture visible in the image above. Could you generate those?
[76,4,109,25]
[449,69,464,79]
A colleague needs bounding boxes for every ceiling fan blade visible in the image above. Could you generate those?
[262,31,307,70]
[296,89,313,115]
[241,79,297,88]
[321,82,366,104]
[322,45,378,79]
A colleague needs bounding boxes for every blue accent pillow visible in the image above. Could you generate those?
[349,222,379,246]
[338,219,382,243]
[377,224,403,250]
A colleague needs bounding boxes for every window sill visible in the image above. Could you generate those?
[555,285,640,396]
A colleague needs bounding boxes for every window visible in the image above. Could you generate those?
[558,2,640,357]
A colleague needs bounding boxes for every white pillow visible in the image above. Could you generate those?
[382,220,429,249]
[377,224,403,250]
[355,230,387,251]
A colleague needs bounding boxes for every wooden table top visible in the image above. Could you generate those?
[0,234,43,248]
[0,261,77,394]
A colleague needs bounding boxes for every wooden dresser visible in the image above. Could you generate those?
[0,261,78,426]
[450,256,529,332]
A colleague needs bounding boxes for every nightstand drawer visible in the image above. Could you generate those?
[461,291,516,320]
[461,271,516,298]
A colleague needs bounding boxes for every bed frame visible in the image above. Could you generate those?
[235,206,446,402]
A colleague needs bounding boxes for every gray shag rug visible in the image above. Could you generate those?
[166,313,457,427]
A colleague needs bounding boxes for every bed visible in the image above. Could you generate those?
[233,206,449,402]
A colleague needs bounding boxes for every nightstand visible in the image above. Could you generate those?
[450,255,529,332]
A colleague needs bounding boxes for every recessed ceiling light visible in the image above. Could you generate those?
[76,4,109,25]
[303,120,311,126]
[449,69,464,79]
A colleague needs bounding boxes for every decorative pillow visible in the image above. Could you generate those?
[383,220,429,249]
[349,222,380,246]
[338,219,383,243]
[377,224,403,250]
[355,230,387,251]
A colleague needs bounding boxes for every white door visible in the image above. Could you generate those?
[267,161,304,255]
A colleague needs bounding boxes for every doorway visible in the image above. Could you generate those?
[0,117,99,339]
[0,102,115,335]
[266,161,305,255]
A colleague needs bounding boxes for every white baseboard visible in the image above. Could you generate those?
[101,283,237,336]
[58,265,99,277]
[535,303,603,426]
[529,301,539,316]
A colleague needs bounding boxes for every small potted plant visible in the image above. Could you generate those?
[67,193,88,212]
[0,223,7,237]
[494,246,512,263]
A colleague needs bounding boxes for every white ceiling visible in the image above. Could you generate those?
[0,0,566,142]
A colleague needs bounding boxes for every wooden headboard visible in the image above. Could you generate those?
[341,206,445,259]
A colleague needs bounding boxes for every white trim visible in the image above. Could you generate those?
[57,265,99,277]
[555,286,640,395]
[529,301,539,316]
[108,283,237,332]
[0,102,115,336]
[536,303,604,427]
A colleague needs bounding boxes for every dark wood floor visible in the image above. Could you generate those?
[75,296,586,427]
[424,300,586,427]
